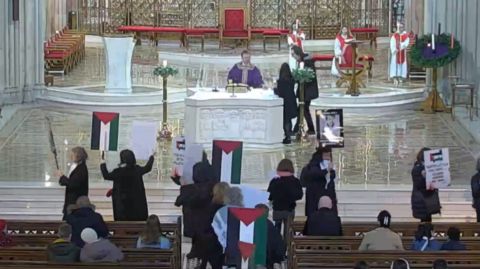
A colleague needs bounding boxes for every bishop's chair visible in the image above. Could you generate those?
[335,41,368,90]
[218,0,251,50]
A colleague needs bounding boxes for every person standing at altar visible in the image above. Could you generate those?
[389,23,409,82]
[227,50,266,89]
[291,46,318,135]
[287,19,306,70]
[331,26,354,76]
[273,63,298,144]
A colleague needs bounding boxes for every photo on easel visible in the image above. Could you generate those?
[315,109,344,148]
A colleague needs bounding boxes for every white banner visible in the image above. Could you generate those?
[131,121,158,160]
[182,144,204,184]
[232,184,269,209]
[171,136,186,176]
[424,148,451,189]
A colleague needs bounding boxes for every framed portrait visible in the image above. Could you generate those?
[315,109,344,148]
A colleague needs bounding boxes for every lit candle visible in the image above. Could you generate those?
[432,34,435,51]
[299,62,304,69]
[296,19,299,30]
[451,34,454,49]
[438,23,441,36]
[163,60,167,67]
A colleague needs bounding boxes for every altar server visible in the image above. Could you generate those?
[273,63,298,144]
[331,26,354,76]
[57,147,89,220]
[100,149,154,221]
[389,23,409,81]
[227,50,266,88]
[287,19,306,70]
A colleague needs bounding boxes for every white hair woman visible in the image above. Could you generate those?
[471,158,480,222]
[57,147,89,220]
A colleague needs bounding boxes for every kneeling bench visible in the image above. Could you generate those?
[351,28,378,48]
[185,28,219,51]
[251,28,289,51]
[312,55,374,78]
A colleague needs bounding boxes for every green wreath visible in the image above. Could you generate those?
[409,33,461,68]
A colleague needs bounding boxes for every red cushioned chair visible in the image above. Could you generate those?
[218,4,251,50]
[334,44,368,89]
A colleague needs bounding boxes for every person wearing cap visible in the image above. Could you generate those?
[440,227,466,250]
[0,220,13,247]
[80,228,124,262]
[358,210,404,250]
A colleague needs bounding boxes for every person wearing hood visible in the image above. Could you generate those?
[0,220,13,247]
[101,149,154,221]
[175,161,215,259]
[300,148,337,217]
[80,228,124,262]
[411,223,441,251]
[268,159,303,236]
[47,224,80,262]
[291,45,319,136]
[171,150,209,185]
[441,227,466,250]
[273,63,298,144]
[358,210,404,250]
[411,147,441,222]
[65,196,109,248]
[302,196,342,236]
[470,158,480,222]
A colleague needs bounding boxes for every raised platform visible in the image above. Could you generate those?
[158,50,289,66]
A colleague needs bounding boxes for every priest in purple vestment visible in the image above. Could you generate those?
[227,50,266,89]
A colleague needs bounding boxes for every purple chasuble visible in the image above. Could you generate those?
[227,63,264,88]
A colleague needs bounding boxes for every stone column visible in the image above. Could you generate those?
[0,0,6,105]
[33,0,46,97]
[23,0,36,102]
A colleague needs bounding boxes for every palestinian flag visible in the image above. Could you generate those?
[212,140,243,184]
[91,112,119,151]
[226,207,267,269]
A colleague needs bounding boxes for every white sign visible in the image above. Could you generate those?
[232,184,269,209]
[130,121,158,160]
[424,148,451,189]
[171,136,186,176]
[182,144,204,184]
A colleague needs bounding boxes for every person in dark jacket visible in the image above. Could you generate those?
[291,45,319,135]
[175,162,215,260]
[47,223,80,262]
[57,147,89,220]
[171,150,209,185]
[65,196,110,248]
[470,158,480,222]
[100,149,153,221]
[303,196,342,236]
[273,63,298,144]
[268,159,303,236]
[411,147,441,222]
[433,259,448,269]
[300,147,337,217]
[441,227,466,250]
[255,204,286,269]
[391,259,410,269]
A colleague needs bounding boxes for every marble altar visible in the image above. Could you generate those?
[103,36,135,93]
[184,88,284,148]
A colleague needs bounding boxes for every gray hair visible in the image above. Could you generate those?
[224,187,244,207]
[67,196,96,215]
[72,147,88,162]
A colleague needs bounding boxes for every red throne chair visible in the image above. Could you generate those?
[218,0,251,50]
[334,42,368,91]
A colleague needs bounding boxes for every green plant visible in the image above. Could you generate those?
[409,33,461,68]
[292,68,315,83]
[153,65,179,77]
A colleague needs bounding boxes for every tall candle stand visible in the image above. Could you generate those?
[154,61,179,140]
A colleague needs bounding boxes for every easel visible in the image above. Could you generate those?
[419,68,450,114]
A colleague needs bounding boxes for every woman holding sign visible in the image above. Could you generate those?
[411,147,441,222]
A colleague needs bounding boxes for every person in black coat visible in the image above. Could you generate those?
[175,162,216,260]
[57,147,89,220]
[273,63,298,144]
[65,196,109,248]
[411,147,441,222]
[291,45,319,135]
[100,149,154,221]
[268,158,303,236]
[470,158,480,222]
[255,204,286,269]
[303,196,342,236]
[300,147,337,217]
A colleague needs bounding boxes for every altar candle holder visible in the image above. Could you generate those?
[153,63,179,141]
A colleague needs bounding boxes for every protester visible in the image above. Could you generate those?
[47,224,80,262]
[391,259,410,269]
[302,196,342,236]
[273,63,298,144]
[197,182,231,269]
[268,159,303,236]
[101,149,154,221]
[433,259,448,269]
[171,151,209,185]
[175,162,216,259]
[300,147,337,217]
[358,210,404,250]
[0,220,13,247]
[57,147,89,220]
[470,158,480,222]
[354,261,370,269]
[411,147,441,222]
[136,215,172,249]
[440,227,466,250]
[80,228,124,262]
[65,196,109,248]
[411,223,441,251]
[255,204,286,269]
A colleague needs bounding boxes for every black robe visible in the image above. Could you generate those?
[471,172,480,209]
[300,153,337,217]
[302,207,343,236]
[100,155,153,221]
[59,162,89,220]
[274,77,298,121]
[411,162,440,220]
[295,54,319,101]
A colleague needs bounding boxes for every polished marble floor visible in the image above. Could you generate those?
[0,107,478,188]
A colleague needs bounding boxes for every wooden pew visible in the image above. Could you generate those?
[297,264,479,269]
[0,261,171,269]
[10,234,139,248]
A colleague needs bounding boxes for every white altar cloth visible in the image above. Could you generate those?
[184,88,284,148]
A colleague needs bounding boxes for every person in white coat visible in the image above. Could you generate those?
[389,23,410,83]
[331,26,354,76]
[287,20,306,70]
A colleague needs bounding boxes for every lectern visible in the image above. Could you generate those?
[102,35,135,93]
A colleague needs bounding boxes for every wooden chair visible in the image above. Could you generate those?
[218,0,251,50]
[334,42,368,93]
